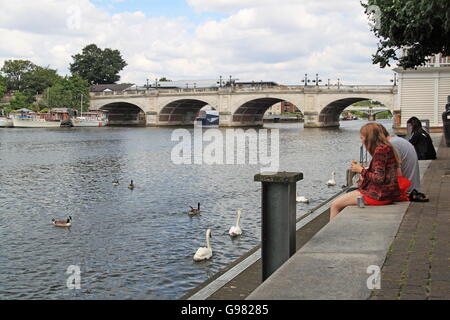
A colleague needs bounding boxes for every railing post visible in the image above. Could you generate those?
[254,172,303,281]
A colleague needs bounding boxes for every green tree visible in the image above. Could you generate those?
[159,77,171,82]
[41,75,89,111]
[362,0,450,68]
[70,44,128,85]
[1,60,37,91]
[0,75,6,99]
[8,91,35,111]
[22,66,61,94]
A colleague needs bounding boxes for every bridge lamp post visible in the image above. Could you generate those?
[312,73,322,86]
[217,76,223,88]
[301,74,311,87]
[337,78,341,90]
[146,78,150,90]
[390,73,397,87]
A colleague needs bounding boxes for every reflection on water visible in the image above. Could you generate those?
[0,120,393,299]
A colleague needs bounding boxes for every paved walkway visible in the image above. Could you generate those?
[370,138,450,300]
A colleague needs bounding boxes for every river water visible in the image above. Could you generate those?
[0,119,392,299]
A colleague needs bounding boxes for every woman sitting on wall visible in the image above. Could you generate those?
[407,117,437,160]
[329,123,401,220]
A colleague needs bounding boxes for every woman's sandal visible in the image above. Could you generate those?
[409,189,430,202]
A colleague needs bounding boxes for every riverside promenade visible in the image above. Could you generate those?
[184,134,448,300]
[369,137,450,300]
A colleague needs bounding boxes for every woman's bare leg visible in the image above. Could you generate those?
[329,190,360,220]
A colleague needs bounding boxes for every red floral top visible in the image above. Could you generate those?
[359,144,400,201]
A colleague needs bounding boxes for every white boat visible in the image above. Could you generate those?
[0,117,13,127]
[12,116,62,128]
[12,112,62,128]
[72,112,108,127]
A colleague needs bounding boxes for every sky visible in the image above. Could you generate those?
[0,0,396,86]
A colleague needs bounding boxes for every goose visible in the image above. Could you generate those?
[112,180,120,186]
[128,180,135,190]
[52,216,72,227]
[296,193,310,203]
[326,172,336,186]
[193,229,213,261]
[188,202,200,216]
[229,210,242,237]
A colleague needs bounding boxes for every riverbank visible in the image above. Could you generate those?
[183,134,445,300]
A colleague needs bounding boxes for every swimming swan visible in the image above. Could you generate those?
[193,229,212,261]
[229,210,242,237]
[52,216,72,227]
[189,202,200,216]
[326,172,336,186]
[296,193,310,203]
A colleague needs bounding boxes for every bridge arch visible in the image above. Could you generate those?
[158,99,215,126]
[232,97,303,126]
[316,96,394,127]
[100,102,146,126]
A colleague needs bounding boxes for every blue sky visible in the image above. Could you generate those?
[0,0,394,85]
[91,0,227,24]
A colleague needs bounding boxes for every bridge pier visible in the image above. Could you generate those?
[303,112,340,128]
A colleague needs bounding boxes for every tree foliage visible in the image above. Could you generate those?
[1,59,37,91]
[362,0,450,68]
[22,66,61,94]
[69,44,128,85]
[0,75,6,99]
[40,75,89,111]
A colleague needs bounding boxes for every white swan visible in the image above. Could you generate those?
[296,193,310,203]
[326,172,336,186]
[193,229,213,261]
[229,210,242,237]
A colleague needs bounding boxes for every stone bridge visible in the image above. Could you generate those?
[89,85,397,127]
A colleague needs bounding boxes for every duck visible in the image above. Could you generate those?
[188,202,200,216]
[128,180,134,190]
[296,193,310,203]
[229,210,242,237]
[52,216,72,227]
[326,172,336,187]
[193,229,213,261]
[112,180,120,186]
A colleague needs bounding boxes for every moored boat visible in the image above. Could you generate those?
[72,111,108,127]
[11,109,67,128]
[0,117,13,127]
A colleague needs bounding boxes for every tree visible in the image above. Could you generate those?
[7,91,36,111]
[40,75,89,111]
[362,0,450,68]
[69,44,128,85]
[159,77,171,82]
[0,75,6,99]
[1,60,36,91]
[22,66,61,94]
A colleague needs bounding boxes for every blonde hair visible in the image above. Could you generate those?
[360,123,400,165]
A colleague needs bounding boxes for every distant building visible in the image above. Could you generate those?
[394,53,450,133]
[90,83,134,93]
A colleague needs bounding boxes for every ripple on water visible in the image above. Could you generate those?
[0,121,389,299]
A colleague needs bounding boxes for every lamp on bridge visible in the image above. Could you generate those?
[301,74,311,87]
[217,76,223,88]
[312,73,322,86]
[390,73,398,87]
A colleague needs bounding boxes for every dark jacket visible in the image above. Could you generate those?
[409,129,437,160]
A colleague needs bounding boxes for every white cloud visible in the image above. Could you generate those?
[0,0,393,86]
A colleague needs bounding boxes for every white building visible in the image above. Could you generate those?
[394,54,450,133]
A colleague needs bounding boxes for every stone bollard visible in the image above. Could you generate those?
[254,172,303,281]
